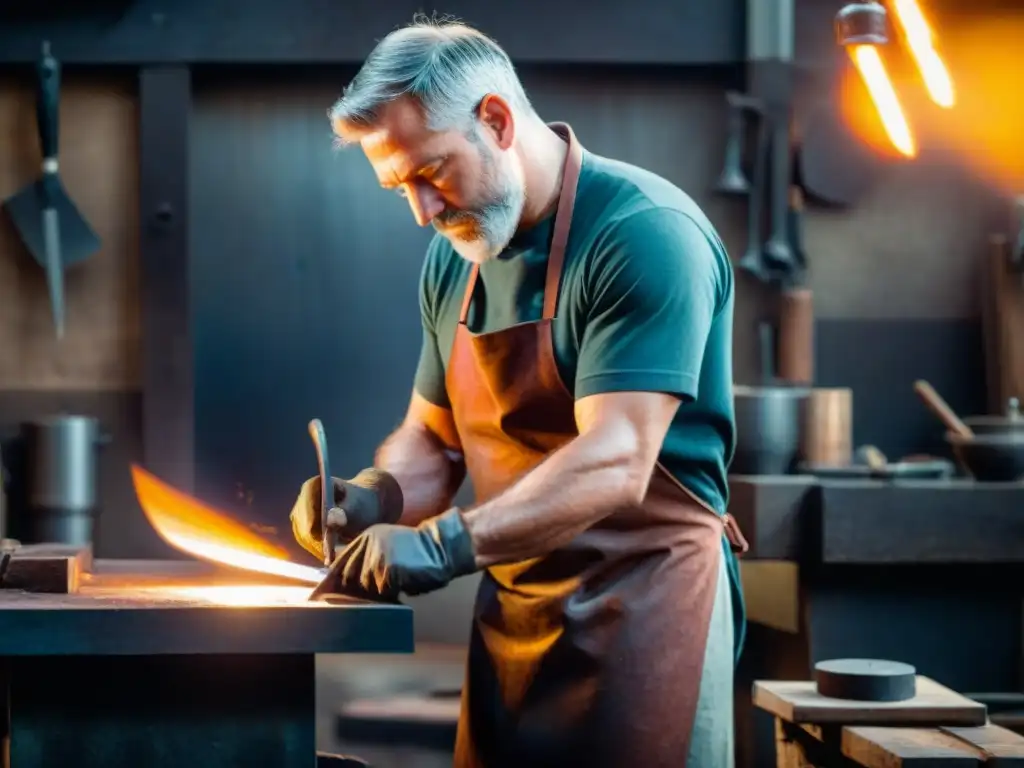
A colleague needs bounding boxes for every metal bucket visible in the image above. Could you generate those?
[13,415,108,546]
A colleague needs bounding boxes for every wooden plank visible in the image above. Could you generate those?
[753,677,988,726]
[942,725,1024,765]
[843,727,981,766]
[1,544,92,594]
[139,66,194,493]
[0,0,744,66]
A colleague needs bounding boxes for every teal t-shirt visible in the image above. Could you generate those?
[414,149,736,515]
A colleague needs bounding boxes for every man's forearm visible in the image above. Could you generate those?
[375,423,465,526]
[461,427,650,569]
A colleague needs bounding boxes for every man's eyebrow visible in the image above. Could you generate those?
[379,156,445,188]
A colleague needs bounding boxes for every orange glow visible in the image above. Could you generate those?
[130,464,323,586]
[929,15,1024,193]
[891,0,956,108]
[849,45,916,158]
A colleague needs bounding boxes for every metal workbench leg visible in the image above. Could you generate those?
[5,654,315,768]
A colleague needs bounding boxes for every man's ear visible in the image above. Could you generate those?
[477,94,515,150]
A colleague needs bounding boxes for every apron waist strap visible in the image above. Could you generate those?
[722,513,749,556]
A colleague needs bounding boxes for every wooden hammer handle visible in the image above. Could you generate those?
[913,380,974,438]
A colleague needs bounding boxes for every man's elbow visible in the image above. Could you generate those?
[621,452,658,507]
[597,437,659,509]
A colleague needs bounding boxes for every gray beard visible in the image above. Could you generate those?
[435,134,525,264]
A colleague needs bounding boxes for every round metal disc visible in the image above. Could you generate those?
[814,658,917,702]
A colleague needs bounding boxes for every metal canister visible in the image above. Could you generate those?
[22,415,106,546]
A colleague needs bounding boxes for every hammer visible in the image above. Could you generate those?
[307,418,337,567]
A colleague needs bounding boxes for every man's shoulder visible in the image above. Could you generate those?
[575,151,719,237]
[570,152,731,297]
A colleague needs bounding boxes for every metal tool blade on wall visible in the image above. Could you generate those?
[714,0,881,288]
[1,41,101,340]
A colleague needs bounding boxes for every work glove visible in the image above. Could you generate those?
[319,508,477,601]
[289,469,404,561]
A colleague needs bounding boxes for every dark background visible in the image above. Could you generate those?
[0,0,1021,640]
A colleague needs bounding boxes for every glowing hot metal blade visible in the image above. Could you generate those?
[130,464,324,585]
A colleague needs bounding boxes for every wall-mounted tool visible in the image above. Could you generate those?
[714,92,759,195]
[749,0,799,278]
[2,43,101,339]
[735,112,771,282]
[797,100,880,208]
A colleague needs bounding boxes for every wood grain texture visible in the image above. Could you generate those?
[753,677,987,726]
[942,725,1024,764]
[842,726,980,766]
[0,74,141,391]
[842,724,1024,766]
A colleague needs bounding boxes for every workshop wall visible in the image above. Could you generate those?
[0,74,172,559]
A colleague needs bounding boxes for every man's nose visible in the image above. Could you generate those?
[405,183,446,227]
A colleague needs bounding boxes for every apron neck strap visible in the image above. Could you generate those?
[458,123,584,325]
[542,123,583,320]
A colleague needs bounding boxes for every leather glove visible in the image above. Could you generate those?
[289,469,404,561]
[321,508,476,600]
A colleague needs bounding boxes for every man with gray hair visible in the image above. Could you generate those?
[290,17,746,767]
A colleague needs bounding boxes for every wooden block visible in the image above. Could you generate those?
[753,677,988,726]
[1,544,92,594]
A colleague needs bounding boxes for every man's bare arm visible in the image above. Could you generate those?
[375,392,466,526]
[461,391,680,568]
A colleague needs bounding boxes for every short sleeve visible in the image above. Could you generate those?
[412,239,452,408]
[574,207,726,402]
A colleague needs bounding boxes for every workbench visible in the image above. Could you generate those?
[753,676,1024,766]
[730,476,1024,768]
[0,559,414,768]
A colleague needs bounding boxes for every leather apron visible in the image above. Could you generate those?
[446,123,747,768]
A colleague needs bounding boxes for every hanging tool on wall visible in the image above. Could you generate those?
[2,42,100,340]
[748,0,799,279]
[714,91,757,196]
[716,92,775,283]
[714,0,799,285]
